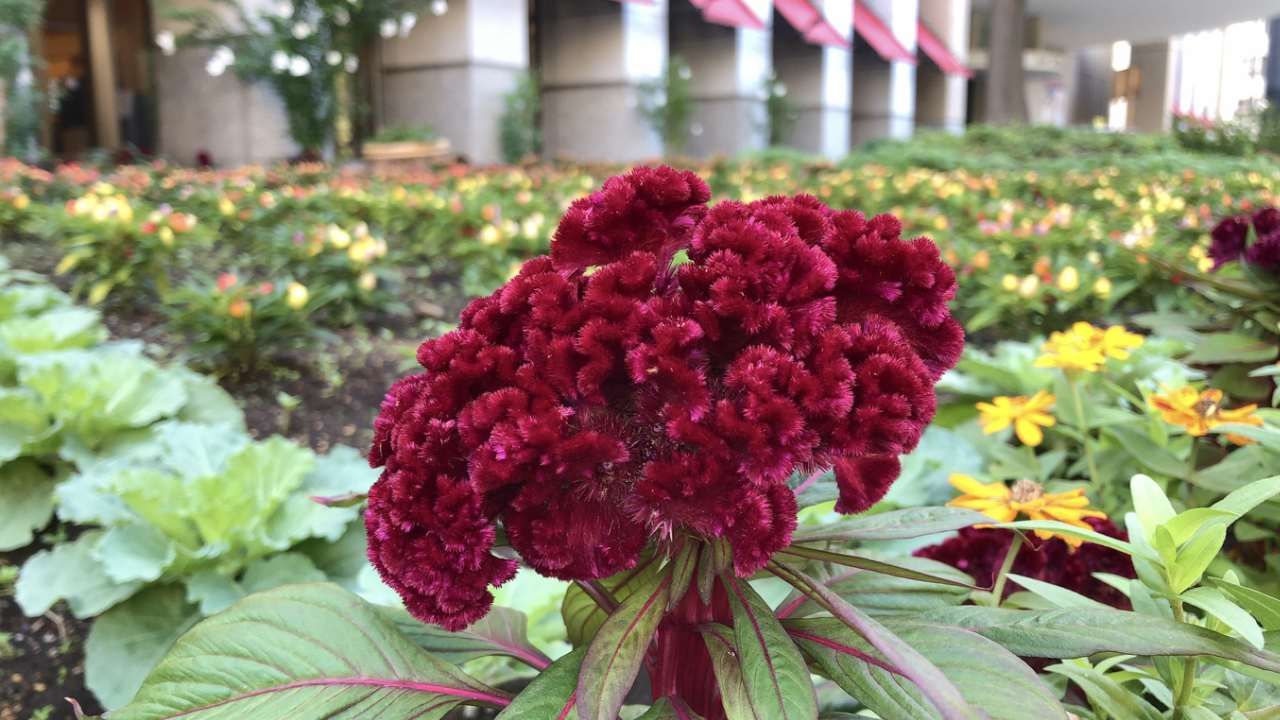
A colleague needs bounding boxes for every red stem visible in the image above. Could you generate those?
[647,568,731,719]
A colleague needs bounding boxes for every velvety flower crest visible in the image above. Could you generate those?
[367,167,962,629]
[1210,206,1280,273]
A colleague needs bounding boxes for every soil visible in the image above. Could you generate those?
[0,238,471,718]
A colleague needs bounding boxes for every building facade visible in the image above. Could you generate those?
[19,0,1278,165]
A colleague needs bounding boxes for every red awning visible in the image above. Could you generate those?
[694,0,766,29]
[916,18,972,77]
[775,0,849,48]
[852,0,914,63]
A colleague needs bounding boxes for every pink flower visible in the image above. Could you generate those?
[367,167,963,629]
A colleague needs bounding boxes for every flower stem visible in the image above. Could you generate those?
[1066,372,1102,489]
[1170,597,1198,720]
[989,533,1024,607]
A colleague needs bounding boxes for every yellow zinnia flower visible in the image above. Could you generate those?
[1034,322,1143,373]
[976,391,1056,447]
[1149,387,1263,446]
[947,474,1105,548]
[286,282,310,310]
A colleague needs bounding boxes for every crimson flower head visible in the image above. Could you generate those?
[1209,206,1280,273]
[366,167,963,629]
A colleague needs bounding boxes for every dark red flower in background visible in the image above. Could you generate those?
[915,517,1135,608]
[1210,206,1280,273]
[367,166,963,629]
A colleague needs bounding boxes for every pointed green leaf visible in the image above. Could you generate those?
[723,575,819,720]
[778,546,976,589]
[497,647,584,719]
[16,530,141,618]
[789,617,1065,720]
[700,623,761,720]
[110,583,509,719]
[577,565,672,720]
[562,555,662,646]
[389,605,551,669]
[1046,661,1163,720]
[1208,577,1280,631]
[899,606,1280,672]
[790,507,990,543]
[1130,474,1175,540]
[1171,523,1227,593]
[1211,474,1280,518]
[1182,586,1265,649]
[1006,574,1110,610]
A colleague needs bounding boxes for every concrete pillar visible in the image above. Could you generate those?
[539,0,667,162]
[380,0,528,164]
[914,0,968,133]
[984,0,1027,123]
[85,0,120,149]
[851,0,918,144]
[772,0,851,158]
[670,0,772,157]
[1128,40,1175,132]
[1265,17,1279,106]
[155,0,297,165]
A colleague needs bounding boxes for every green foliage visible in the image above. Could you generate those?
[0,0,45,158]
[763,71,796,147]
[499,71,542,163]
[639,56,696,156]
[369,123,437,143]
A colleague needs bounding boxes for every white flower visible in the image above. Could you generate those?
[205,57,227,76]
[326,50,342,66]
[333,7,349,25]
[398,12,417,36]
[430,0,447,15]
[155,31,176,56]
[291,21,312,39]
[343,55,359,73]
[213,46,235,66]
[288,55,311,76]
[379,19,398,38]
[776,82,787,97]
[677,64,691,80]
[274,0,293,18]
[271,50,290,73]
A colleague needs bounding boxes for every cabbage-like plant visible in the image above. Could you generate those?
[100,169,1280,719]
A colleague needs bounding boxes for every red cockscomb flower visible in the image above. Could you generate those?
[914,517,1135,608]
[367,167,963,629]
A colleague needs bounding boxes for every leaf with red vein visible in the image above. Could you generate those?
[109,583,508,720]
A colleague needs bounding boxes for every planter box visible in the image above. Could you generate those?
[363,139,452,175]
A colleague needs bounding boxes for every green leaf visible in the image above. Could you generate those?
[791,507,990,543]
[110,583,509,719]
[85,585,198,710]
[172,367,246,431]
[1171,523,1227,593]
[1208,577,1280,631]
[16,530,141,618]
[577,566,672,720]
[0,388,56,464]
[900,606,1280,672]
[20,349,188,446]
[562,555,662,646]
[388,605,551,669]
[722,574,819,720]
[1182,586,1265,649]
[701,623,761,720]
[1130,474,1176,539]
[778,556,971,618]
[635,697,705,719]
[773,568,978,720]
[789,618,1065,720]
[1162,508,1237,547]
[1211,474,1280,518]
[668,541,699,611]
[1046,661,1163,720]
[0,306,106,355]
[191,437,314,549]
[496,648,583,719]
[778,546,976,589]
[995,520,1149,560]
[93,523,177,583]
[0,459,56,551]
[1006,574,1110,610]
[264,445,372,548]
[1103,425,1188,478]
[1184,333,1278,365]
